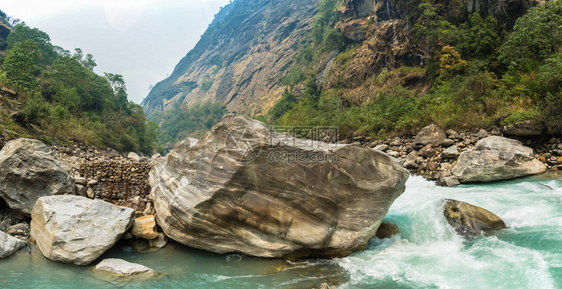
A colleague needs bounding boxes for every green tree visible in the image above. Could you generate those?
[1,39,40,91]
[7,24,56,65]
[499,0,562,71]
[457,12,499,59]
[413,3,459,60]
[104,72,128,110]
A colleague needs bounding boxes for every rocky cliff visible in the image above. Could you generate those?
[142,0,536,117]
[142,0,320,116]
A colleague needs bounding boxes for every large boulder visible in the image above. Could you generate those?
[415,124,446,146]
[452,136,546,183]
[0,139,75,215]
[0,230,26,258]
[443,199,506,237]
[30,195,135,265]
[149,115,409,259]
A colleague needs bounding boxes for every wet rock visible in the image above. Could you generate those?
[375,223,399,239]
[443,199,506,237]
[149,115,409,259]
[131,232,168,252]
[0,139,75,215]
[502,120,545,137]
[130,215,158,240]
[437,175,460,187]
[415,124,446,146]
[149,233,168,249]
[441,145,460,159]
[31,195,135,265]
[0,230,26,258]
[452,136,546,183]
[94,258,156,276]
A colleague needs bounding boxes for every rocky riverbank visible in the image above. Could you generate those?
[0,116,559,266]
[349,124,562,186]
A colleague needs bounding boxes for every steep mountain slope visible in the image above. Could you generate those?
[142,0,320,116]
[145,0,561,141]
[143,0,534,116]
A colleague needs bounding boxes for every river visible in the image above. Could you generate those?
[1,173,561,288]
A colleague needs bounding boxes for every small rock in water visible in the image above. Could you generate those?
[437,176,460,187]
[94,258,156,276]
[443,199,506,237]
[0,231,26,258]
[375,223,399,239]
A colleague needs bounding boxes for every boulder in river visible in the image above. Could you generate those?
[94,258,156,276]
[452,136,546,183]
[0,138,75,215]
[149,115,409,259]
[31,195,135,265]
[375,223,399,239]
[0,230,26,258]
[443,199,506,237]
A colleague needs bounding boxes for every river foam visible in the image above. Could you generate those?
[336,175,562,289]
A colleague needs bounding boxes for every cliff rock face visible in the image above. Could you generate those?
[149,115,409,258]
[142,0,320,117]
[142,0,535,116]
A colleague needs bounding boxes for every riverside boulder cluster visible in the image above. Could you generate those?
[0,115,555,274]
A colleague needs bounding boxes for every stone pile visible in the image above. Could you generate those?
[79,160,153,216]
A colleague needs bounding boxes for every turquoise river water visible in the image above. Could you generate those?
[1,173,561,288]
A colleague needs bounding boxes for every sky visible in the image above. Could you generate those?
[1,0,231,104]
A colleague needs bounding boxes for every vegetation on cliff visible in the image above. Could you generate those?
[272,0,562,139]
[151,102,227,146]
[0,19,159,154]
